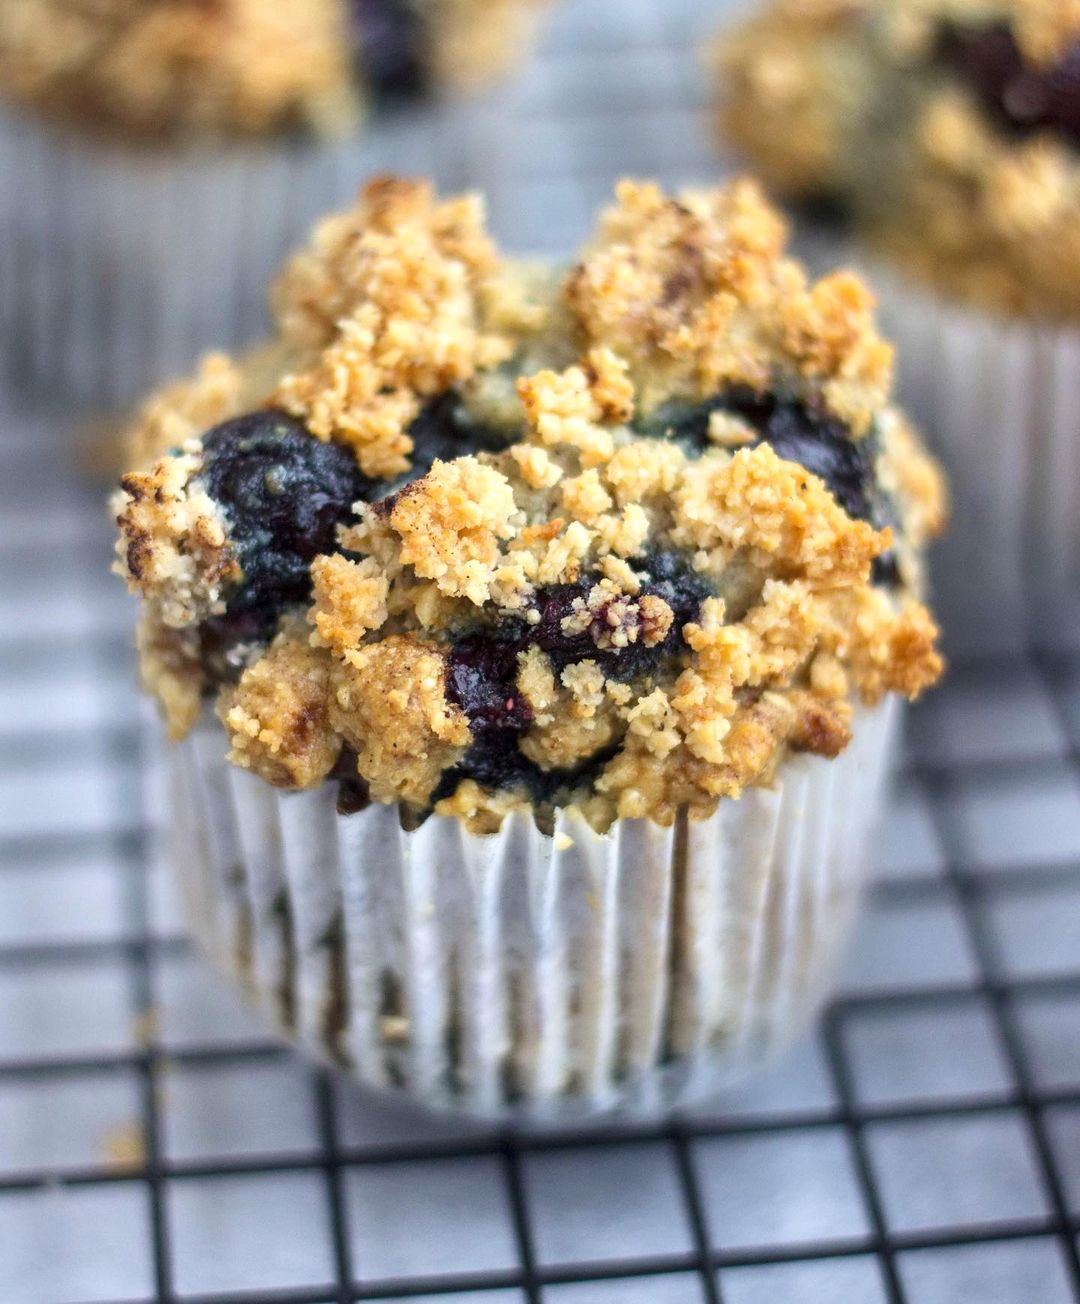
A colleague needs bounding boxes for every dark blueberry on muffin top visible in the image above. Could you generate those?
[403,391,515,485]
[350,0,429,103]
[200,410,375,623]
[942,23,1080,145]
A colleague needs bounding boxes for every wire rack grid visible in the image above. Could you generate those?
[3,0,1080,1301]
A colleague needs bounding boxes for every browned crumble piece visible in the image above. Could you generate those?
[788,691,854,756]
[564,179,893,428]
[272,178,514,479]
[844,590,945,704]
[114,447,238,629]
[671,444,884,585]
[561,582,675,651]
[309,553,390,657]
[328,635,472,805]
[386,457,520,604]
[219,624,341,789]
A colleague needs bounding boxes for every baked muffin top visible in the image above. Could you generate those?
[715,0,1080,317]
[114,176,946,834]
[0,0,546,141]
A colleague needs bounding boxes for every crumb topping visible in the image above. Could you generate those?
[114,446,238,629]
[329,635,472,805]
[273,178,514,479]
[114,176,946,833]
[220,621,341,789]
[0,0,355,139]
[385,457,521,603]
[565,181,893,431]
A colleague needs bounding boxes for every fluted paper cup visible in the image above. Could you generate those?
[165,699,899,1119]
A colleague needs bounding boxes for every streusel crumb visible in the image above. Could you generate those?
[220,622,340,789]
[114,176,946,833]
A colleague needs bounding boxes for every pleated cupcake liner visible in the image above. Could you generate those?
[0,99,505,412]
[167,699,898,1119]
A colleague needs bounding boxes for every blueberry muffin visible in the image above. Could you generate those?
[0,0,549,140]
[114,177,946,1110]
[714,0,1080,318]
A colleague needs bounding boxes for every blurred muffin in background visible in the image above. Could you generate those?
[713,0,1080,317]
[0,0,548,141]
[0,0,554,409]
[712,0,1080,652]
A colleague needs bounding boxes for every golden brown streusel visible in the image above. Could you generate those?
[114,176,946,833]
[115,446,237,629]
[713,0,1080,317]
[328,636,472,806]
[566,180,894,430]
[220,621,341,789]
[273,179,515,479]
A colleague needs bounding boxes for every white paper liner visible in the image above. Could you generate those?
[167,699,898,1118]
[867,268,1080,655]
[0,97,509,411]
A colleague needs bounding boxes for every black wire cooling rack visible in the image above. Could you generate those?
[5,417,1080,1304]
[3,1,1080,1300]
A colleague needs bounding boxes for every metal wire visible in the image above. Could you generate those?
[2,3,1080,1298]
[1,461,1079,1301]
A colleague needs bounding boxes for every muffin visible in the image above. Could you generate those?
[115,176,946,1115]
[713,0,1080,650]
[0,0,552,406]
[0,0,547,141]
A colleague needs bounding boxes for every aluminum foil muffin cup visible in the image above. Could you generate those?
[0,102,500,412]
[166,700,898,1119]
[869,269,1080,657]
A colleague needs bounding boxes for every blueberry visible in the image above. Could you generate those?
[198,611,271,684]
[1046,43,1080,140]
[638,549,717,651]
[751,399,876,521]
[656,386,878,521]
[430,730,621,812]
[529,582,597,669]
[193,396,514,678]
[401,391,513,484]
[445,634,534,735]
[942,23,1080,145]
[331,749,371,816]
[349,0,428,103]
[200,410,376,627]
[440,551,712,803]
